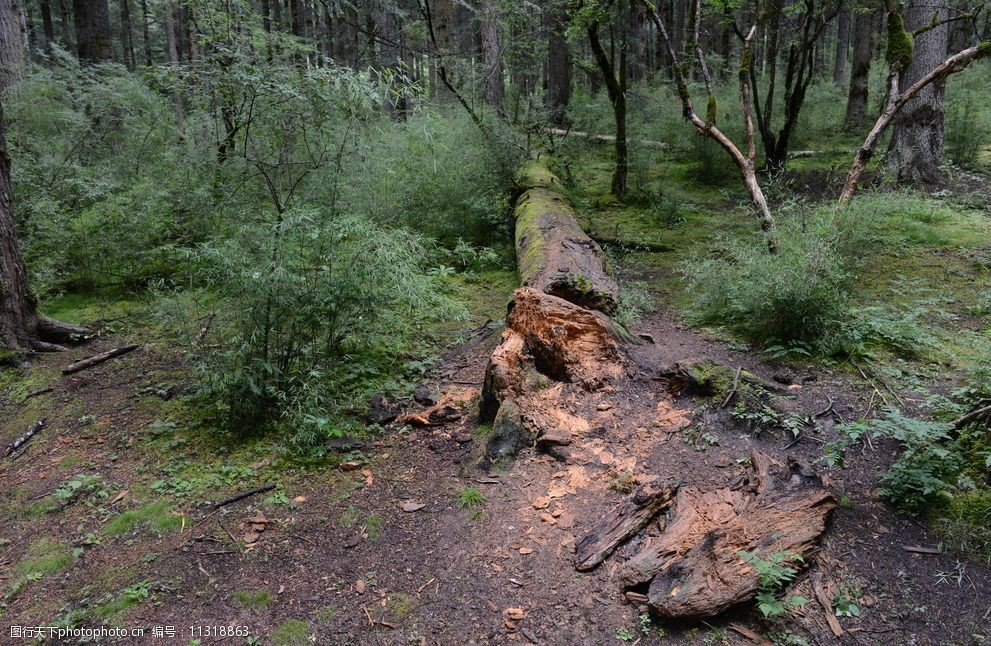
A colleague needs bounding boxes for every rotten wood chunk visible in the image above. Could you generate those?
[513,161,619,315]
[619,451,834,620]
[3,419,45,458]
[574,480,678,571]
[62,344,140,375]
[480,288,630,422]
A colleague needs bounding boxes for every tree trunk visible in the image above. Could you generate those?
[39,0,55,51]
[58,0,72,50]
[119,0,135,69]
[887,2,949,188]
[546,0,572,126]
[843,6,875,131]
[833,5,850,84]
[139,0,150,65]
[73,0,112,61]
[0,103,35,352]
[480,0,504,114]
[587,16,627,199]
[0,0,28,86]
[164,0,178,65]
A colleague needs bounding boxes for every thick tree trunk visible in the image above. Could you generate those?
[58,0,73,49]
[39,0,56,51]
[73,0,113,61]
[833,5,850,84]
[0,102,34,352]
[480,0,503,114]
[513,161,620,315]
[0,0,28,86]
[888,2,949,188]
[480,161,630,441]
[139,0,150,64]
[164,0,178,65]
[546,0,574,122]
[844,6,875,131]
[119,0,135,69]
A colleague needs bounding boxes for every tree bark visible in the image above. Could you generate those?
[119,0,135,69]
[139,0,150,65]
[0,0,28,86]
[587,15,627,198]
[844,5,876,131]
[833,4,851,84]
[39,0,56,51]
[887,2,949,188]
[546,0,572,125]
[0,102,34,351]
[480,0,504,114]
[72,0,112,61]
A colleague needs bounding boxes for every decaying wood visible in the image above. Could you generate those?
[618,450,834,619]
[62,344,140,375]
[212,484,276,509]
[480,288,631,421]
[812,572,846,637]
[398,394,464,426]
[514,160,619,315]
[574,480,678,571]
[3,419,45,458]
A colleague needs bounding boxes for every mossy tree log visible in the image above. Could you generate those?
[513,160,619,316]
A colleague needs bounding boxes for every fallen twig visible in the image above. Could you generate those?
[901,545,941,555]
[721,367,743,408]
[25,387,53,399]
[813,396,835,418]
[3,420,45,458]
[811,572,845,637]
[212,484,276,509]
[62,344,140,375]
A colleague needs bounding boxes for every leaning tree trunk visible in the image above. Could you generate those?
[887,2,949,188]
[72,0,113,61]
[844,5,875,131]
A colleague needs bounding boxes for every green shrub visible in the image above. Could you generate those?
[825,409,964,514]
[187,211,464,445]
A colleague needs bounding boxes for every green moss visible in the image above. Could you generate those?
[234,589,273,609]
[272,619,311,646]
[705,96,717,128]
[14,540,73,578]
[978,41,991,57]
[886,13,914,73]
[103,501,183,537]
[516,160,563,191]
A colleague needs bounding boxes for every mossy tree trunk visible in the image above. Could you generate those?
[844,4,877,131]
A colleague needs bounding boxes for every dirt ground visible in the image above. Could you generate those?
[2,294,990,646]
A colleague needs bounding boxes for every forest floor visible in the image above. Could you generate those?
[3,153,991,645]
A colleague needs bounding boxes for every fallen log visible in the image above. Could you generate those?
[618,450,834,619]
[514,160,619,315]
[480,287,632,422]
[545,128,669,150]
[3,419,45,458]
[62,344,140,375]
[574,480,679,571]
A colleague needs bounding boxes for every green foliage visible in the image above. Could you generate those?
[234,589,274,610]
[738,550,808,618]
[945,72,991,169]
[682,193,985,356]
[825,409,963,514]
[456,486,486,508]
[103,501,182,537]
